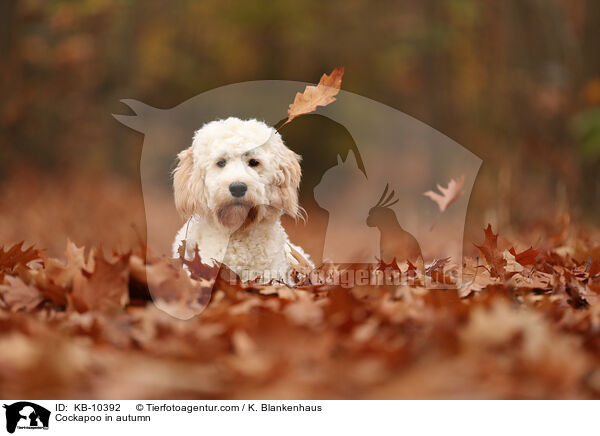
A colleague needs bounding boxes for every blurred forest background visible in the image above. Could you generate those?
[1,0,599,254]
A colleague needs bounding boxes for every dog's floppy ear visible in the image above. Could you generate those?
[275,146,302,218]
[173,147,205,219]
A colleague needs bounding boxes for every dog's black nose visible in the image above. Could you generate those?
[229,182,247,198]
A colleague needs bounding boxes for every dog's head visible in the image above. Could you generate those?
[173,117,301,230]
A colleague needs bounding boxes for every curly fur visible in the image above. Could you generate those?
[172,117,312,283]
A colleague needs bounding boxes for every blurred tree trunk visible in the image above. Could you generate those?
[0,0,17,55]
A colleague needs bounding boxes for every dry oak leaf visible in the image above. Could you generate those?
[376,257,402,272]
[0,276,44,312]
[43,239,89,287]
[178,243,220,281]
[508,270,554,290]
[423,174,465,212]
[131,254,212,319]
[178,242,250,299]
[71,251,130,313]
[0,242,41,273]
[24,267,69,306]
[474,224,507,278]
[565,279,594,309]
[508,246,540,267]
[281,67,344,128]
[150,259,209,304]
[458,266,497,298]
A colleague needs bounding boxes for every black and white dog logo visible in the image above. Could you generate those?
[3,402,50,434]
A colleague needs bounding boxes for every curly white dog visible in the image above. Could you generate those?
[172,117,313,284]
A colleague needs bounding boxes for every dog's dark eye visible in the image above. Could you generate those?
[216,159,226,168]
[248,159,260,167]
